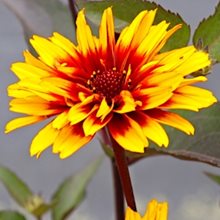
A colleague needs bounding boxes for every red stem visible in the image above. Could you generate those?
[111,159,125,220]
[111,138,137,211]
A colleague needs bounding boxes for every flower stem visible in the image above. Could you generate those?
[111,158,125,220]
[111,138,137,211]
[68,0,77,28]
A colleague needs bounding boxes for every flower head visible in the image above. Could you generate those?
[125,199,168,220]
[6,7,217,158]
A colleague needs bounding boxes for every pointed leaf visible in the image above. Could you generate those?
[36,0,74,39]
[2,0,74,52]
[75,0,190,51]
[0,211,26,220]
[2,0,52,51]
[130,103,220,167]
[193,2,220,63]
[0,166,33,207]
[0,166,52,217]
[163,103,220,167]
[204,172,220,185]
[51,156,103,220]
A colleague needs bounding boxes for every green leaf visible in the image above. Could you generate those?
[36,0,75,39]
[0,166,53,218]
[51,156,103,220]
[193,2,220,63]
[204,172,220,185]
[0,211,26,220]
[2,0,74,51]
[130,103,220,167]
[164,103,220,167]
[75,0,190,51]
[2,0,52,52]
[0,166,33,207]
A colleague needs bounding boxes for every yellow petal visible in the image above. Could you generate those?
[176,85,217,108]
[30,122,59,157]
[12,77,73,101]
[154,46,211,76]
[8,79,69,102]
[129,112,169,147]
[132,60,159,85]
[175,50,211,76]
[11,62,51,80]
[5,116,45,133]
[125,207,141,220]
[23,50,52,71]
[52,111,69,129]
[76,9,96,55]
[50,32,78,58]
[179,76,207,87]
[96,97,114,121]
[8,83,33,98]
[8,83,55,101]
[148,109,194,135]
[68,95,98,124]
[55,64,82,80]
[115,9,157,69]
[83,108,112,136]
[161,86,217,111]
[9,97,62,116]
[133,87,173,110]
[99,7,115,54]
[144,199,168,220]
[53,123,93,158]
[130,9,157,48]
[53,124,73,153]
[125,199,168,220]
[114,90,136,113]
[108,114,148,153]
[153,46,196,72]
[116,9,156,50]
[141,71,183,90]
[147,24,182,61]
[161,94,200,111]
[30,35,69,67]
[40,77,74,100]
[136,21,170,56]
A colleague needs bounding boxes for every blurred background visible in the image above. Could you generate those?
[1,0,220,219]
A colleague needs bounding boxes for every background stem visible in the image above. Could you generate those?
[111,158,125,220]
[68,0,77,29]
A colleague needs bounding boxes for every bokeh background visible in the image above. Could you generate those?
[1,0,220,219]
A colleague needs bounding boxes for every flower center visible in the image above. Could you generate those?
[87,68,125,101]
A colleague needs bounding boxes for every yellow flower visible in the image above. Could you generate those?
[125,199,168,220]
[6,8,217,158]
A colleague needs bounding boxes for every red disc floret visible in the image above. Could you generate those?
[88,68,125,101]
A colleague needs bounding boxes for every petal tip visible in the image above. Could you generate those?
[163,139,169,148]
[30,149,36,157]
